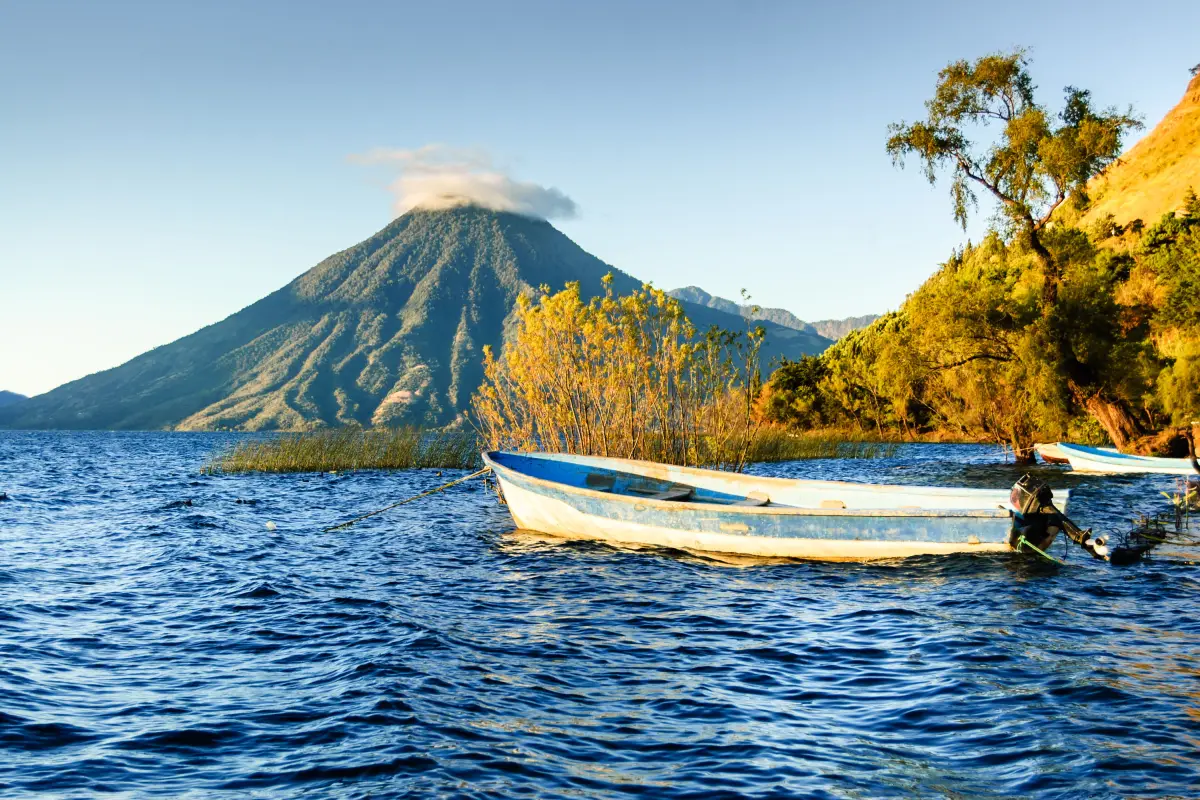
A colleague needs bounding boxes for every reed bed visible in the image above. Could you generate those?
[204,427,480,474]
[202,425,892,475]
[743,427,898,462]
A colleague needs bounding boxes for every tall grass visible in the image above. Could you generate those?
[203,425,891,475]
[744,426,898,462]
[472,278,771,471]
[204,427,479,474]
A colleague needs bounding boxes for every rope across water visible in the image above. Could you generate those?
[322,466,492,532]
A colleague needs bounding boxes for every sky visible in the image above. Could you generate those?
[2,0,1198,397]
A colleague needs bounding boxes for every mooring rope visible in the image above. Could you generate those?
[1015,534,1066,565]
[322,466,492,532]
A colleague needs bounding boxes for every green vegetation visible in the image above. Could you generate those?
[742,427,898,461]
[204,427,480,474]
[761,52,1200,462]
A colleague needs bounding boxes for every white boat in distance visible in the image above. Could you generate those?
[1055,442,1200,475]
[1034,442,1070,464]
[1036,442,1118,464]
[483,451,1047,561]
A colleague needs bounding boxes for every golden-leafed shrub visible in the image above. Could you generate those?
[471,276,765,471]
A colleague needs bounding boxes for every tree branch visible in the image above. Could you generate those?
[952,151,1019,209]
[1035,189,1067,230]
[930,353,1012,371]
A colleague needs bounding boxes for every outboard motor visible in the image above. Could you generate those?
[1009,475,1070,553]
[1009,475,1125,562]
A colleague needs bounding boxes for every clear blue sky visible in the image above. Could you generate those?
[3,0,1198,397]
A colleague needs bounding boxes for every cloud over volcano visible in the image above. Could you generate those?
[351,145,577,220]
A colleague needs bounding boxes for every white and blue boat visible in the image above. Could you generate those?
[1055,442,1200,475]
[483,451,1042,561]
[1035,442,1118,464]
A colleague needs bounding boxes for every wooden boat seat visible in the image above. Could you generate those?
[647,486,694,502]
[732,491,770,507]
[585,473,616,492]
[819,499,847,509]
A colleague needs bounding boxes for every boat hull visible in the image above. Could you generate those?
[486,452,1017,561]
[1057,443,1200,475]
[1034,443,1070,464]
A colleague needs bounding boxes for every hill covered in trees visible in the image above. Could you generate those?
[0,391,27,408]
[761,60,1200,461]
[0,207,829,431]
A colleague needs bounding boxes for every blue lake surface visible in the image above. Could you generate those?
[1,431,1198,799]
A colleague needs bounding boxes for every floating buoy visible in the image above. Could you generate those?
[265,521,277,531]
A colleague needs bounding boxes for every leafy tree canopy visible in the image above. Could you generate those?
[886,51,1141,251]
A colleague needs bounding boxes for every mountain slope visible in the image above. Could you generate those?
[669,286,813,332]
[668,286,876,341]
[0,207,830,431]
[1076,73,1200,229]
[808,315,881,341]
[0,391,27,408]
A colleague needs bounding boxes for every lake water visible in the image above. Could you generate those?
[1,431,1197,798]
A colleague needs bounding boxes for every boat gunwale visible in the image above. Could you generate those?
[483,451,1015,520]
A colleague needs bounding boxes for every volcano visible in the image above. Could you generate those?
[0,207,831,430]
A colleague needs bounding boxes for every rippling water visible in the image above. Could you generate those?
[1,432,1198,798]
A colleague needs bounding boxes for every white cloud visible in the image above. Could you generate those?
[350,145,577,220]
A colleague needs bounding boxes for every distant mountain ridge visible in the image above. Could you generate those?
[0,207,831,431]
[668,286,878,342]
[808,315,882,341]
[0,391,27,408]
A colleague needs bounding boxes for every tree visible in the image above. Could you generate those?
[887,50,1149,448]
[1138,196,1200,425]
[759,355,829,429]
[1185,187,1200,218]
[886,50,1139,309]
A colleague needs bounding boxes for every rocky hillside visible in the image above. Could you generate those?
[0,208,830,431]
[1075,72,1200,229]
[668,286,877,341]
[0,391,27,408]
